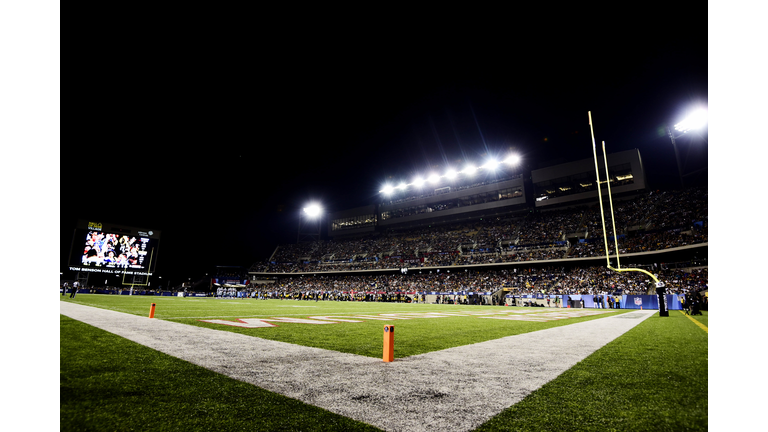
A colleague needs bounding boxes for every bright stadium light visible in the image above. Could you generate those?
[483,159,500,171]
[674,108,708,133]
[379,152,521,194]
[298,202,323,243]
[462,164,477,176]
[303,204,322,218]
[504,154,521,165]
[667,106,708,187]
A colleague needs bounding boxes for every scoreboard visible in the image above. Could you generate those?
[68,220,161,276]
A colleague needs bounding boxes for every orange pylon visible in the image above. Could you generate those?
[383,325,394,362]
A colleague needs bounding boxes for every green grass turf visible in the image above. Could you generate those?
[687,311,708,329]
[60,315,383,432]
[60,296,707,431]
[474,310,708,432]
[61,295,629,358]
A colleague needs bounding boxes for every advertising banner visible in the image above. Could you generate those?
[621,294,682,310]
[503,295,684,310]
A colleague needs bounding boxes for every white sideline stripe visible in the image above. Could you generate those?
[60,302,654,432]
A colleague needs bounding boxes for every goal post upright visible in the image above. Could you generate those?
[588,111,660,286]
[600,140,622,269]
[588,111,612,270]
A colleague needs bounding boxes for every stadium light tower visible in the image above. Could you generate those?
[667,107,708,187]
[298,203,323,243]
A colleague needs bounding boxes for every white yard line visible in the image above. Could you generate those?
[60,302,654,432]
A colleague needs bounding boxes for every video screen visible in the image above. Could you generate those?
[70,229,159,272]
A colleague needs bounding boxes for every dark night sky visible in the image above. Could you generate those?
[56,19,709,286]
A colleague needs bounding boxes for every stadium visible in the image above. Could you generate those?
[51,14,718,428]
[60,141,708,431]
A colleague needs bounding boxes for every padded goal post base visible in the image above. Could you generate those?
[656,283,669,317]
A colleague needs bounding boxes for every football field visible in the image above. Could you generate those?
[60,295,708,431]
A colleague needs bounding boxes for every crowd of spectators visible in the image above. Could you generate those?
[517,208,583,244]
[235,266,707,304]
[250,187,707,274]
[503,266,708,297]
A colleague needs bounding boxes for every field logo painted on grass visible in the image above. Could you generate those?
[482,310,612,322]
[199,310,613,328]
[199,317,343,328]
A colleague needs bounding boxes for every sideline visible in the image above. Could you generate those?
[680,310,708,333]
[61,302,655,432]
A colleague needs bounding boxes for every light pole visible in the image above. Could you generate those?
[667,107,707,188]
[298,203,323,243]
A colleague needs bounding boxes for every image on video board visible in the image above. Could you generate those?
[72,229,157,271]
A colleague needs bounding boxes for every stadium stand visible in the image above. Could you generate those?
[245,183,707,308]
[239,266,707,308]
[250,187,707,274]
[247,148,705,305]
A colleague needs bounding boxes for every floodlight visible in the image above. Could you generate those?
[463,165,477,176]
[397,182,407,190]
[484,159,500,171]
[674,108,708,133]
[428,173,441,184]
[413,176,425,187]
[668,106,708,187]
[504,154,521,165]
[381,185,395,195]
[299,202,323,243]
[303,204,322,218]
[445,168,457,179]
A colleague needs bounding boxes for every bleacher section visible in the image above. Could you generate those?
[251,187,707,275]
[245,266,708,305]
